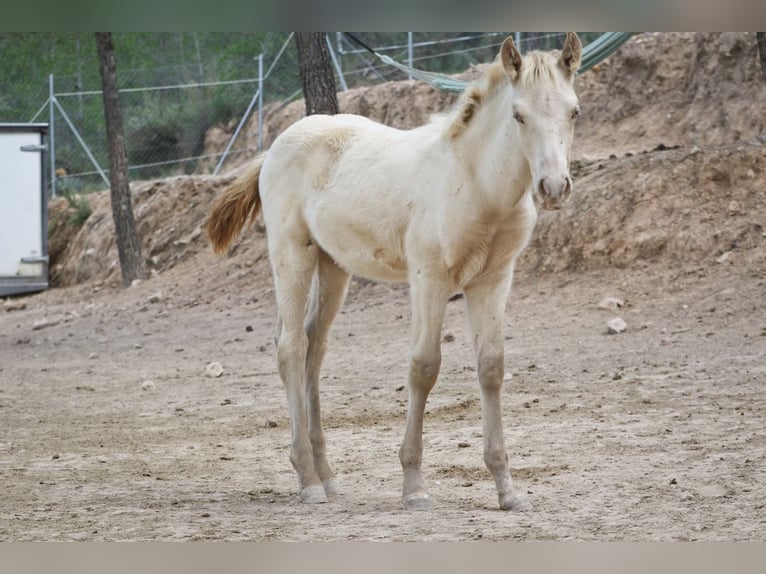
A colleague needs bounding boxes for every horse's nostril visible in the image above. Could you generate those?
[538,178,548,198]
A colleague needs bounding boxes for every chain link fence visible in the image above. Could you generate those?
[3,32,597,197]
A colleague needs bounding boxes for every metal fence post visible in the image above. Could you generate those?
[326,34,348,91]
[257,53,264,152]
[48,74,56,198]
[407,32,413,80]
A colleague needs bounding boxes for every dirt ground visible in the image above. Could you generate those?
[1,33,765,541]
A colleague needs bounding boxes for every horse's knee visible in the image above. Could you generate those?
[410,353,441,387]
[477,352,504,388]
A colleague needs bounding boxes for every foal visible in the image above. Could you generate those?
[207,33,582,510]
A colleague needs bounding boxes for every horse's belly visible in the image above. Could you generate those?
[321,239,409,283]
[306,195,410,283]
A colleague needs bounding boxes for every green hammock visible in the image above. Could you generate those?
[375,33,634,92]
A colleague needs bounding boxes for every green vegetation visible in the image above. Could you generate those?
[58,185,92,227]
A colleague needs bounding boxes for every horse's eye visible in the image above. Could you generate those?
[513,111,525,124]
[571,106,580,119]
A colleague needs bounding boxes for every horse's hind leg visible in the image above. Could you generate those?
[464,270,530,511]
[304,251,351,497]
[270,232,326,504]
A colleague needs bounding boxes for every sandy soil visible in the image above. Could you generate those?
[1,32,765,541]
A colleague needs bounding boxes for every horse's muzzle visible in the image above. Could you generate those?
[538,176,572,211]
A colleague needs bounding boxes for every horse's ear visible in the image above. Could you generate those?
[559,32,582,76]
[501,36,523,81]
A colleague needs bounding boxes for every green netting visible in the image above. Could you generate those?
[376,33,634,92]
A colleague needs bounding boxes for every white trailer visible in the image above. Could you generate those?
[0,123,49,296]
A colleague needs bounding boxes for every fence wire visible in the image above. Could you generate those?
[1,32,600,196]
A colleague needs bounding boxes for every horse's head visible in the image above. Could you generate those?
[502,33,581,211]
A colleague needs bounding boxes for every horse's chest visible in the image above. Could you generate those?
[445,222,531,287]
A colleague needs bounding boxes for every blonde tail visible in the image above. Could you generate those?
[206,156,264,254]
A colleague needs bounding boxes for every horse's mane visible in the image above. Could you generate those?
[446,49,561,139]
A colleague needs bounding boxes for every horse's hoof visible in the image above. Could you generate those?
[403,493,432,511]
[300,485,328,504]
[499,493,531,512]
[322,478,342,497]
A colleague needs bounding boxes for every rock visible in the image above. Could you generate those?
[32,318,59,330]
[598,297,624,311]
[606,317,627,334]
[716,251,732,264]
[442,332,455,343]
[141,380,155,391]
[205,361,224,378]
[130,279,142,287]
[148,292,164,304]
[3,299,27,312]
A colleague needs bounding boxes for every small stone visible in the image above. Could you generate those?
[141,380,156,391]
[33,318,59,331]
[265,420,278,428]
[442,332,455,343]
[205,362,224,378]
[3,299,26,312]
[89,352,98,359]
[597,296,624,311]
[148,292,164,304]
[457,442,470,448]
[716,251,732,264]
[245,325,254,333]
[130,279,142,287]
[606,317,627,334]
[727,200,741,215]
[503,372,513,381]
[746,168,755,179]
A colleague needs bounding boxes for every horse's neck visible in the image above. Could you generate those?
[449,92,532,211]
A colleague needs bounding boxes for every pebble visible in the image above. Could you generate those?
[32,318,59,331]
[205,361,224,378]
[3,299,27,312]
[606,317,627,334]
[597,296,624,311]
[148,292,164,304]
[141,380,155,391]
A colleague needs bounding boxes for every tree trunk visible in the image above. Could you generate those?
[295,33,339,116]
[95,32,147,287]
[757,33,766,81]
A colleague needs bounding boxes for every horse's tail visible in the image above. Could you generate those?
[206,155,264,255]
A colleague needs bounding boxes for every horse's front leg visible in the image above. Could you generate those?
[464,269,530,511]
[399,273,450,510]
